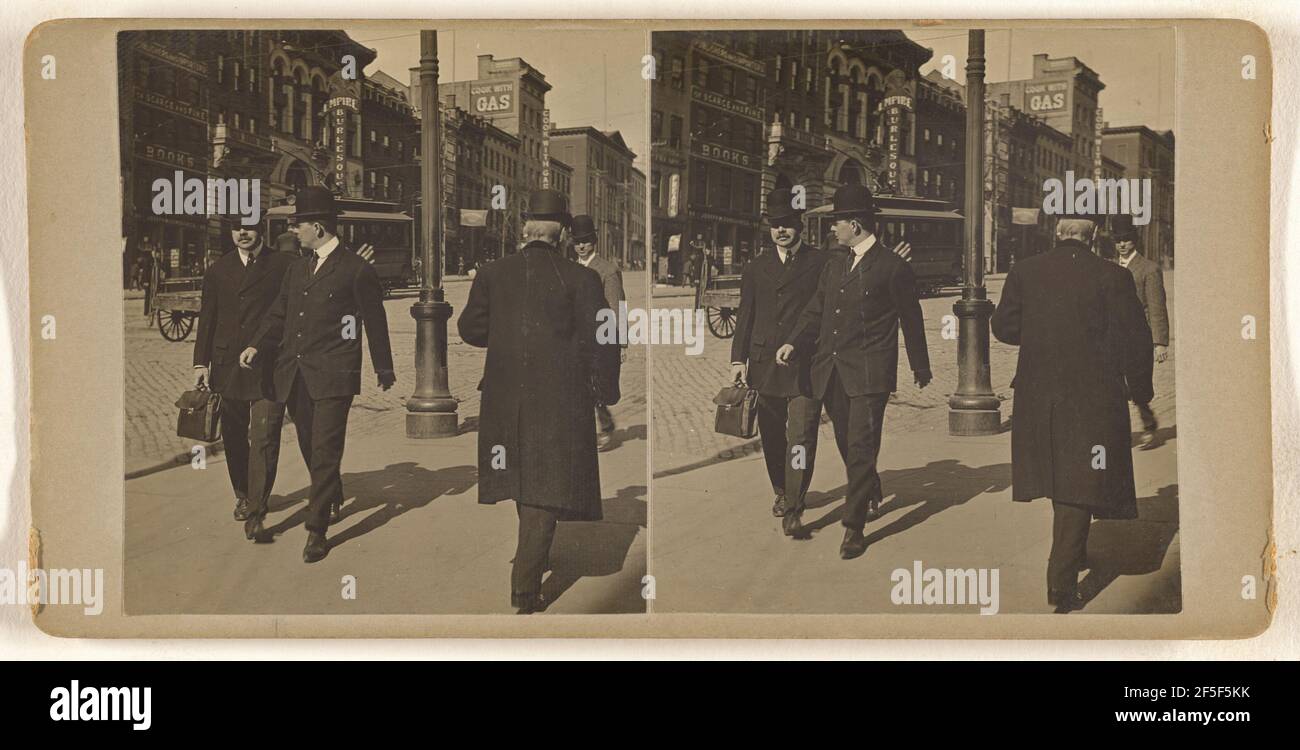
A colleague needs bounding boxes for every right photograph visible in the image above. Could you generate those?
[648,27,1178,615]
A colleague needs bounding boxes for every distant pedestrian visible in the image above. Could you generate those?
[1110,214,1169,449]
[572,214,626,451]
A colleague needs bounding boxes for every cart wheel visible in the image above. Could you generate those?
[706,307,737,338]
[157,309,195,342]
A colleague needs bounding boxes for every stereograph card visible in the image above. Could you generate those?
[17,18,1273,638]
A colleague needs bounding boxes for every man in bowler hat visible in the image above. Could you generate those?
[571,214,626,451]
[193,213,296,529]
[730,187,831,535]
[458,189,616,613]
[777,184,931,559]
[991,217,1153,612]
[241,186,395,562]
[1109,214,1169,449]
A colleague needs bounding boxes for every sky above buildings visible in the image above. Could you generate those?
[343,24,649,169]
[342,24,1173,172]
[905,27,1175,132]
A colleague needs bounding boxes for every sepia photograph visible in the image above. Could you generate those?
[648,27,1179,615]
[117,26,649,615]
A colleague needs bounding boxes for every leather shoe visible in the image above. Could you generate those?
[233,498,251,521]
[597,432,616,452]
[329,501,342,524]
[513,592,547,615]
[243,514,265,541]
[302,531,328,563]
[772,494,787,517]
[864,500,882,523]
[1049,589,1086,613]
[840,528,868,559]
[782,506,803,536]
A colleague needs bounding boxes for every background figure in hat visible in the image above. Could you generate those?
[777,184,931,559]
[458,189,618,614]
[1109,214,1169,448]
[991,217,1154,612]
[242,185,395,563]
[730,187,831,535]
[571,214,626,451]
[192,213,296,529]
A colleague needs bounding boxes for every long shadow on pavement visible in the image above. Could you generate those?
[262,462,477,548]
[796,459,1013,547]
[1080,483,1181,613]
[541,483,648,613]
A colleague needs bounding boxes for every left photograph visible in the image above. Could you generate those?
[120,27,648,615]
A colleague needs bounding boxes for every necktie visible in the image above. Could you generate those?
[311,251,321,275]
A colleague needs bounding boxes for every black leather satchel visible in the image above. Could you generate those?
[175,387,222,442]
[712,383,758,438]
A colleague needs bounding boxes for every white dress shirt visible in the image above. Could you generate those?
[849,234,878,270]
[776,239,803,265]
[312,235,340,272]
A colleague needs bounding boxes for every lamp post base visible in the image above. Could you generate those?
[948,407,1003,436]
[948,296,1002,437]
[405,298,459,439]
[406,411,459,439]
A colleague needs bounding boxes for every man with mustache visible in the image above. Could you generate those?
[192,212,296,529]
[730,187,830,535]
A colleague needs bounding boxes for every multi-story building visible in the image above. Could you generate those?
[916,70,965,205]
[549,126,642,265]
[119,30,375,281]
[628,166,647,268]
[988,54,1106,177]
[438,54,552,193]
[361,70,419,207]
[649,30,932,273]
[1102,125,1175,267]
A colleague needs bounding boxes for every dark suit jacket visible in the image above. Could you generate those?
[730,242,830,397]
[192,246,295,402]
[787,238,930,398]
[457,241,612,520]
[252,241,394,401]
[584,254,627,351]
[991,240,1154,517]
[1120,253,1169,346]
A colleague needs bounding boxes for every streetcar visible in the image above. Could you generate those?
[802,194,964,296]
[266,196,416,296]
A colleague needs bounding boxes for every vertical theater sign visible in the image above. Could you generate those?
[880,70,915,195]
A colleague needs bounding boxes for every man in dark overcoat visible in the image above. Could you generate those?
[991,217,1154,612]
[777,184,931,559]
[457,189,614,614]
[730,187,831,535]
[192,214,296,527]
[1110,214,1170,448]
[242,186,395,562]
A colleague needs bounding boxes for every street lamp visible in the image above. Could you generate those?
[948,29,1002,436]
[405,30,459,438]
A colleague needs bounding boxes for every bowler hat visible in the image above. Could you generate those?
[824,184,878,220]
[764,188,804,227]
[1109,214,1139,242]
[289,186,340,222]
[524,189,572,227]
[571,214,598,243]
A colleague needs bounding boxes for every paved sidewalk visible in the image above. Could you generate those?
[652,419,1180,615]
[124,272,649,615]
